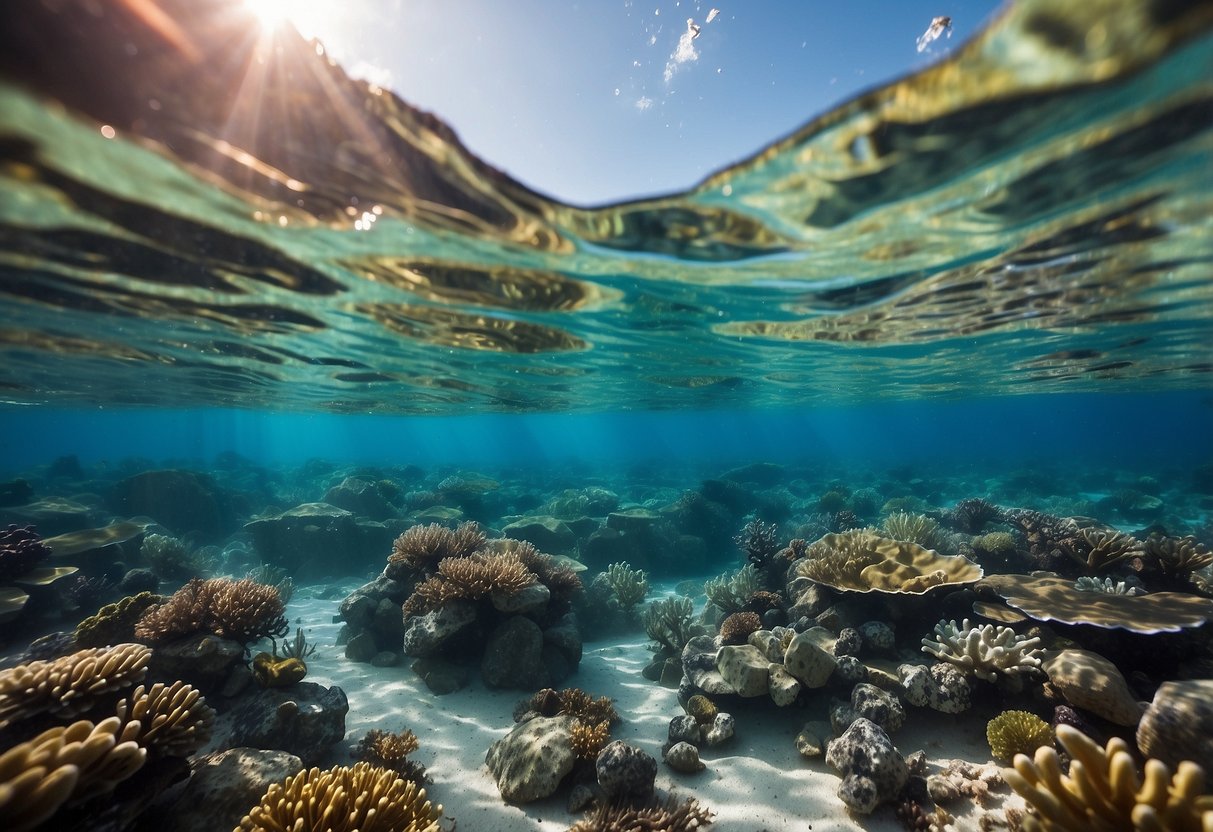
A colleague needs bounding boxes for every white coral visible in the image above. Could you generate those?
[921,618,1042,683]
[1074,576,1143,596]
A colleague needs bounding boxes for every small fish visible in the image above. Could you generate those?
[916,15,952,52]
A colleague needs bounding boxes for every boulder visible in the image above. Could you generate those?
[825,718,909,815]
[168,748,302,832]
[482,616,546,690]
[1042,649,1144,727]
[704,712,735,746]
[596,741,657,801]
[1137,679,1213,772]
[244,503,373,578]
[784,627,837,688]
[768,664,802,707]
[322,477,396,520]
[681,635,733,695]
[402,600,477,658]
[149,634,244,693]
[716,644,769,698]
[500,516,576,555]
[109,469,232,541]
[829,683,906,734]
[485,715,577,803]
[227,682,349,765]
[668,715,701,746]
[664,741,705,774]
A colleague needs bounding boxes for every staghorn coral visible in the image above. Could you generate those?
[921,619,1042,683]
[987,710,1053,763]
[734,519,781,567]
[570,719,611,761]
[1000,510,1138,576]
[388,521,486,572]
[603,561,649,610]
[703,563,761,613]
[0,717,147,832]
[112,680,214,758]
[644,595,695,653]
[719,611,762,645]
[73,591,166,648]
[0,643,151,728]
[568,796,714,831]
[796,531,982,594]
[402,550,539,616]
[134,577,288,645]
[236,761,442,832]
[979,573,1213,634]
[1075,528,1143,574]
[881,512,945,550]
[1005,723,1213,831]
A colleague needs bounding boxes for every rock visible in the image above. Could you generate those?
[0,496,102,538]
[784,627,837,688]
[402,601,478,657]
[245,503,376,578]
[825,718,909,815]
[795,721,831,758]
[606,508,663,533]
[567,783,596,813]
[769,664,802,707]
[898,663,972,714]
[716,644,770,698]
[491,582,550,614]
[704,712,735,746]
[658,659,683,688]
[501,515,576,555]
[786,584,832,621]
[668,715,701,746]
[643,658,665,682]
[411,657,468,695]
[681,635,733,695]
[596,741,657,801]
[748,629,784,663]
[835,628,863,657]
[371,597,406,648]
[542,614,583,667]
[370,651,399,667]
[834,656,868,685]
[344,632,378,663]
[149,634,244,692]
[1137,679,1213,772]
[1042,649,1145,727]
[485,715,577,803]
[322,477,396,520]
[860,621,896,652]
[109,469,232,541]
[168,748,303,832]
[228,682,349,765]
[830,683,906,734]
[664,741,705,773]
[482,616,547,690]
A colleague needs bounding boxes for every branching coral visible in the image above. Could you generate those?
[353,727,428,782]
[0,643,151,728]
[493,537,584,601]
[568,796,714,831]
[986,711,1053,762]
[1076,528,1143,574]
[558,688,619,726]
[948,498,1002,533]
[734,519,781,567]
[112,680,214,758]
[643,595,695,653]
[1005,724,1213,831]
[1074,577,1142,596]
[796,531,982,594]
[921,619,1042,683]
[141,533,211,580]
[1139,534,1213,581]
[882,512,945,550]
[603,562,649,610]
[388,521,485,572]
[570,719,611,761]
[236,762,442,832]
[133,578,288,645]
[703,564,761,613]
[402,551,539,616]
[73,591,165,648]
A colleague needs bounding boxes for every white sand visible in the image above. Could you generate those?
[288,591,1016,831]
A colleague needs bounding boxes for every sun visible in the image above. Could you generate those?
[243,0,331,39]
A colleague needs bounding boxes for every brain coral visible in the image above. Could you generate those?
[986,710,1052,762]
[796,531,982,594]
[237,762,442,832]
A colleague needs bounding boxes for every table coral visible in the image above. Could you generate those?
[795,531,982,594]
[1005,724,1213,831]
[921,618,1042,683]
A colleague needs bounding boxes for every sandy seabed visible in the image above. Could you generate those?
[276,590,1019,832]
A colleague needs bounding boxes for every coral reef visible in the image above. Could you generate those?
[719,611,762,645]
[113,680,215,757]
[684,694,718,725]
[602,561,649,610]
[568,796,714,831]
[73,591,165,648]
[947,498,1001,533]
[236,762,442,832]
[570,718,612,760]
[643,595,695,653]
[1073,576,1141,595]
[353,727,428,782]
[921,619,1042,683]
[980,573,1213,633]
[133,577,289,644]
[251,653,308,688]
[141,532,211,580]
[796,531,982,594]
[734,518,781,567]
[388,521,486,574]
[881,511,944,550]
[0,642,151,727]
[402,550,538,616]
[1005,724,1213,831]
[986,710,1052,762]
[703,563,761,613]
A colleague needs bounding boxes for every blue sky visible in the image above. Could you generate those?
[277,1,1003,204]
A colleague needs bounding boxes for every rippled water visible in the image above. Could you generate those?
[0,0,1210,413]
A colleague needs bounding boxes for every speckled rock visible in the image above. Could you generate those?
[169,748,303,832]
[664,741,705,773]
[834,655,868,685]
[1137,679,1213,772]
[402,600,477,657]
[830,683,906,734]
[748,629,785,663]
[682,635,734,695]
[825,718,909,815]
[716,644,769,698]
[567,783,596,813]
[1042,648,1144,727]
[784,627,837,688]
[898,663,972,714]
[149,633,244,692]
[769,664,802,707]
[859,621,896,652]
[668,715,701,746]
[835,627,863,657]
[227,682,348,765]
[704,712,735,746]
[596,741,657,801]
[485,715,577,803]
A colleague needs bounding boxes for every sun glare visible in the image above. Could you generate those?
[244,0,330,39]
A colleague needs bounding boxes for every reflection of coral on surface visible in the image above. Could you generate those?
[236,762,442,832]
[134,577,288,644]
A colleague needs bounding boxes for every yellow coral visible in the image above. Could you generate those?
[236,761,442,832]
[251,653,307,688]
[570,719,611,760]
[986,710,1052,762]
[355,728,420,767]
[685,694,718,726]
[74,591,164,648]
[113,680,214,758]
[0,643,151,728]
[1005,723,1213,831]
